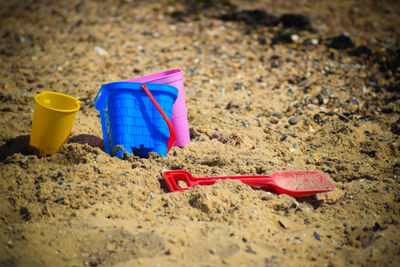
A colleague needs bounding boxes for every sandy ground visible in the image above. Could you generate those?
[0,0,399,266]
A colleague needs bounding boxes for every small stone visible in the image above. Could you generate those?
[313,232,321,241]
[20,207,31,221]
[307,104,317,110]
[288,117,300,125]
[367,150,377,158]
[291,34,300,42]
[372,222,383,232]
[322,87,332,94]
[278,220,288,229]
[142,29,151,35]
[272,112,281,117]
[316,94,324,105]
[234,82,243,91]
[384,186,392,193]
[280,134,288,142]
[94,46,108,56]
[313,114,322,122]
[270,117,279,124]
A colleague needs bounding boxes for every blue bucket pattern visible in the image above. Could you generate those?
[94,82,178,158]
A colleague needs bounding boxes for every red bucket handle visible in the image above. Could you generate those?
[141,84,176,153]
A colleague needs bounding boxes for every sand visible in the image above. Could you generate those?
[0,0,399,266]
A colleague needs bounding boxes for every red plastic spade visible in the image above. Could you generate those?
[163,170,335,197]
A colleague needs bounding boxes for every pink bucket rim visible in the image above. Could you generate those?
[138,69,182,83]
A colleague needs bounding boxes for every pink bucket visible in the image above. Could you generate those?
[126,69,190,146]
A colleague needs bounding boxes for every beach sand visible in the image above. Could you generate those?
[0,0,399,266]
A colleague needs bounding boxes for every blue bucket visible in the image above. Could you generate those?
[94,82,178,158]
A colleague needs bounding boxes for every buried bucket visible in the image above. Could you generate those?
[29,91,80,156]
[94,82,178,158]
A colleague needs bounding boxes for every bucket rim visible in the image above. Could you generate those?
[94,82,179,110]
[138,69,182,83]
[126,69,183,84]
[35,91,80,113]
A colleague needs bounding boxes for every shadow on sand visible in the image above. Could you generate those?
[0,135,36,161]
[0,134,105,162]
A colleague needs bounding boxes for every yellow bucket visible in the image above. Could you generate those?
[29,91,80,156]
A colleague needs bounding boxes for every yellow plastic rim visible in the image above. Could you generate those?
[35,91,80,113]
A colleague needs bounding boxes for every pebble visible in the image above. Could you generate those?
[322,87,332,94]
[20,207,31,221]
[288,117,300,125]
[94,46,108,56]
[291,34,300,42]
[142,29,151,35]
[270,117,279,124]
[384,186,392,193]
[313,232,321,241]
[234,82,243,90]
[272,112,281,117]
[316,94,324,105]
[307,104,317,110]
